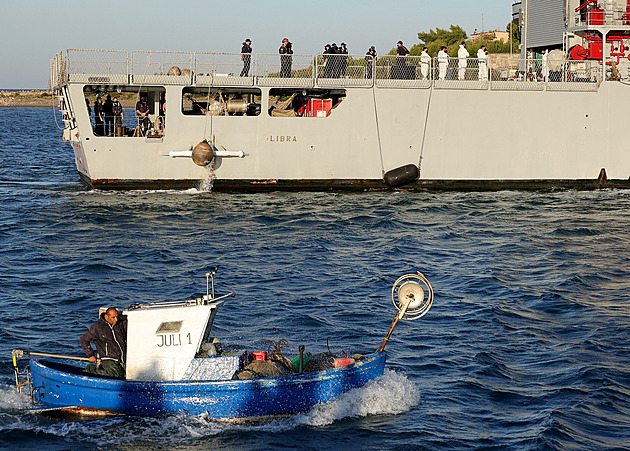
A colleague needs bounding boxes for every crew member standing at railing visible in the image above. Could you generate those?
[437,46,448,80]
[135,96,151,135]
[279,38,293,78]
[365,46,377,79]
[541,49,549,82]
[323,44,333,78]
[340,43,349,77]
[395,41,410,79]
[330,43,340,77]
[479,45,489,80]
[420,47,430,80]
[240,38,252,77]
[103,94,114,136]
[458,42,469,80]
[112,97,124,135]
[94,95,104,136]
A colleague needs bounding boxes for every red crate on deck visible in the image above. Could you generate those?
[305,99,333,117]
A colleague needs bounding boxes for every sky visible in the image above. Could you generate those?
[0,0,515,89]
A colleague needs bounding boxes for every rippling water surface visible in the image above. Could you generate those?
[0,108,629,450]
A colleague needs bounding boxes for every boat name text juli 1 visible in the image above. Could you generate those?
[157,333,192,347]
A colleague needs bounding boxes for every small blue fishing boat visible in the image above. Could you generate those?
[12,270,433,419]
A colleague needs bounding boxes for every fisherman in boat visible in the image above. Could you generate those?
[79,307,127,378]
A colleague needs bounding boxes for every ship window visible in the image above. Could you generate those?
[82,85,166,138]
[182,87,261,116]
[156,321,183,334]
[268,88,345,118]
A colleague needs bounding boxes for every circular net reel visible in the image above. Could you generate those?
[391,272,433,320]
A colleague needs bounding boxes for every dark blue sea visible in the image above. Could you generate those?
[0,108,629,450]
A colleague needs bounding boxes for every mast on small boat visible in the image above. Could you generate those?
[377,272,434,353]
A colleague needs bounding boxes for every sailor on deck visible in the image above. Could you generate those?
[437,46,448,80]
[477,45,488,81]
[420,47,430,80]
[457,42,469,80]
[80,307,127,378]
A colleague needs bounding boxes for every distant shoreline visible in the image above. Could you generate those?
[0,90,136,108]
[0,90,54,108]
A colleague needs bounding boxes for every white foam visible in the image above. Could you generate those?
[298,368,420,427]
[0,383,32,411]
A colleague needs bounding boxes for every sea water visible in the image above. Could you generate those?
[0,108,629,450]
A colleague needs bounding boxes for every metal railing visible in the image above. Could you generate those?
[131,51,193,85]
[431,57,490,90]
[571,8,630,28]
[373,55,432,88]
[49,49,605,92]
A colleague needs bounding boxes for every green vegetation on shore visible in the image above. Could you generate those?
[389,23,521,57]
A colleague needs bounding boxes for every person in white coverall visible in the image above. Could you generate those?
[437,46,448,80]
[458,42,469,80]
[420,47,430,80]
[477,45,488,81]
[541,49,549,81]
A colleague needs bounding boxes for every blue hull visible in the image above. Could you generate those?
[29,353,386,418]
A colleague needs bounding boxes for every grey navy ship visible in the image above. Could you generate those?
[50,0,630,191]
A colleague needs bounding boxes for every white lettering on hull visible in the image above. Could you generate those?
[267,136,298,143]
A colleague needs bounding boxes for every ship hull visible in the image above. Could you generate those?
[30,353,386,418]
[55,56,630,191]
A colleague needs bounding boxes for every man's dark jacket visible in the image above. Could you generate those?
[79,313,127,364]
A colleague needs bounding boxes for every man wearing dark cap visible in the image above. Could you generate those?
[279,38,293,77]
[365,46,377,79]
[394,40,410,79]
[339,43,348,77]
[240,38,252,77]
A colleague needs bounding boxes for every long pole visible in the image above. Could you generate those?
[25,351,91,362]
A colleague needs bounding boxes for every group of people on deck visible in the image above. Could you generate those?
[91,94,124,136]
[238,37,490,80]
[89,93,164,137]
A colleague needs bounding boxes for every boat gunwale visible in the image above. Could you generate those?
[31,352,386,388]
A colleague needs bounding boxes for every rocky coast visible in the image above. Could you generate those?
[0,90,136,108]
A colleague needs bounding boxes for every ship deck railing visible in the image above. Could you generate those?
[570,7,630,31]
[49,50,602,93]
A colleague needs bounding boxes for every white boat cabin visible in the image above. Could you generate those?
[122,295,242,381]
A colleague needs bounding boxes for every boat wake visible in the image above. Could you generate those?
[297,368,419,427]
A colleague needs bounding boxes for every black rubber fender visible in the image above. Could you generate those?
[383,164,419,188]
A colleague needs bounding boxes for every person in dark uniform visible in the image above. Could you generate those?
[339,43,349,77]
[394,40,410,79]
[365,46,377,79]
[112,97,124,135]
[93,95,104,136]
[240,38,252,77]
[322,44,332,78]
[80,307,127,378]
[85,97,92,119]
[103,94,114,136]
[279,38,293,78]
[135,95,150,134]
[329,43,340,77]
